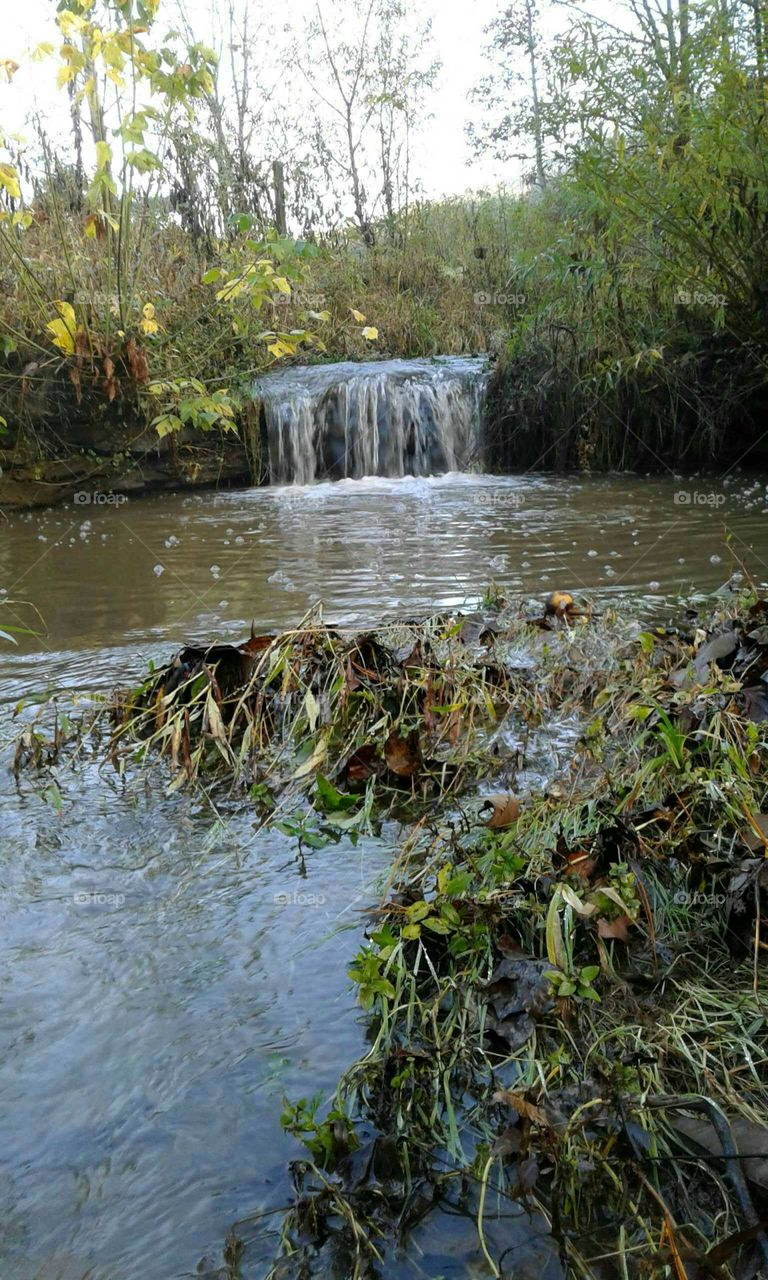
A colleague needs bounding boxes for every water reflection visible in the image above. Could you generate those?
[1,470,767,1277]
[2,472,767,701]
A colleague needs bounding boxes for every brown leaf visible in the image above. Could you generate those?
[742,686,768,722]
[84,212,105,241]
[515,1155,540,1193]
[491,1125,522,1157]
[493,1089,552,1129]
[74,327,88,367]
[240,626,275,656]
[483,793,521,829]
[68,365,82,406]
[565,849,596,880]
[496,933,524,958]
[124,336,150,385]
[597,914,632,941]
[744,811,768,851]
[345,744,380,783]
[384,728,421,777]
[446,708,463,745]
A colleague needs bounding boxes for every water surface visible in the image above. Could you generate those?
[1,470,767,1278]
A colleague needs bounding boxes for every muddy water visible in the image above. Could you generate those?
[1,471,768,1279]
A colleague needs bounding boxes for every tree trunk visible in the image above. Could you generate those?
[273,160,287,235]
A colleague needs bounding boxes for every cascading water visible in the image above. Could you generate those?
[254,356,488,484]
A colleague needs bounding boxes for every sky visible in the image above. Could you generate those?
[0,0,514,199]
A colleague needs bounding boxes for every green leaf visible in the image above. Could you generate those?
[405,900,432,923]
[315,773,358,813]
[126,148,162,173]
[422,915,452,935]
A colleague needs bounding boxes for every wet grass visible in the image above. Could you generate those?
[261,595,768,1279]
[11,589,768,1278]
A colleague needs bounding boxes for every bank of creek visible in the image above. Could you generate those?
[3,369,768,1278]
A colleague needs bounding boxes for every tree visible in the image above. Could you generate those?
[296,0,438,242]
[469,0,551,190]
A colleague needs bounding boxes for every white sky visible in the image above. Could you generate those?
[0,0,514,199]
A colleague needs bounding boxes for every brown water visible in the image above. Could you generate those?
[2,471,767,698]
[1,470,767,1279]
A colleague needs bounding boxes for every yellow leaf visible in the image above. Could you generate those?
[95,141,111,171]
[350,308,366,322]
[267,339,295,358]
[361,326,379,341]
[0,164,20,200]
[273,276,291,295]
[142,303,155,319]
[0,60,20,83]
[56,64,77,88]
[140,318,159,335]
[216,276,250,302]
[31,42,55,62]
[45,302,77,355]
[57,11,89,36]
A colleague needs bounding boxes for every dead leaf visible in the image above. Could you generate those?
[671,1114,768,1190]
[483,793,521,828]
[384,728,421,777]
[491,1125,522,1157]
[345,744,380,783]
[240,626,275,656]
[743,811,768,852]
[494,1089,552,1129]
[597,914,632,941]
[565,850,597,880]
[124,336,150,385]
[742,686,768,722]
[68,365,82,405]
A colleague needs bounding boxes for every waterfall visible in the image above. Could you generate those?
[253,356,488,485]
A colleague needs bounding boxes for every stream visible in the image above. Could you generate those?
[2,468,768,1278]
